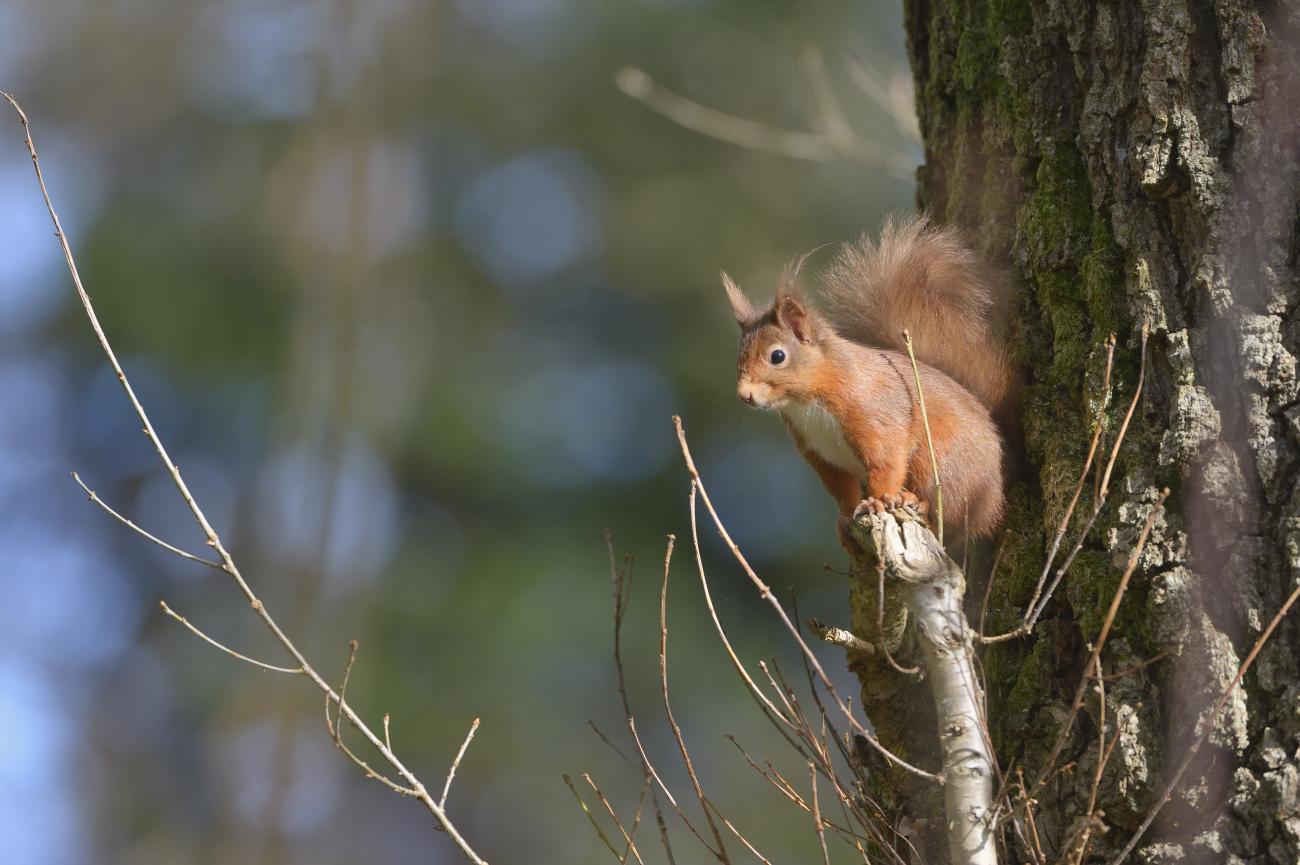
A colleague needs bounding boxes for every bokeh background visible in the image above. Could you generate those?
[0,2,918,862]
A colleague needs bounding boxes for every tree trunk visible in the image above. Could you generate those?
[851,2,1300,862]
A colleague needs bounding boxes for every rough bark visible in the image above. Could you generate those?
[850,2,1300,862]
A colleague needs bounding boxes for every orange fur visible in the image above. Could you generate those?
[821,214,1019,425]
[726,215,1013,542]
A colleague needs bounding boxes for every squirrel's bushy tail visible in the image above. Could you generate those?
[821,213,1017,418]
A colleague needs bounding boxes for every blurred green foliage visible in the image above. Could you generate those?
[1,1,918,862]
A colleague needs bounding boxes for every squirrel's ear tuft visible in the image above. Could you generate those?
[721,271,755,328]
[775,266,814,341]
[776,293,812,342]
[773,252,818,341]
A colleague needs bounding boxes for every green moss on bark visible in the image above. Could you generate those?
[898,0,1165,833]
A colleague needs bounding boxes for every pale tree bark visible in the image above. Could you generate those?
[849,2,1300,863]
[853,510,999,865]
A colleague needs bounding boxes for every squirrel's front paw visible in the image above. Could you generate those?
[856,493,928,519]
[851,497,888,520]
[897,491,930,516]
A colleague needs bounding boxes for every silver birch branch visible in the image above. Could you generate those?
[851,509,997,865]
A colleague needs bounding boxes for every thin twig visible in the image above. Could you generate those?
[902,330,943,543]
[565,774,630,864]
[614,67,915,178]
[1023,334,1117,619]
[1022,328,1148,634]
[321,643,416,798]
[676,417,940,784]
[621,777,652,865]
[759,661,803,733]
[1065,656,1109,865]
[727,736,806,808]
[1017,769,1047,865]
[627,717,719,855]
[704,801,774,865]
[735,717,866,845]
[1,93,486,864]
[791,597,889,833]
[606,531,677,865]
[334,640,358,742]
[810,762,831,865]
[686,482,814,757]
[978,534,1008,639]
[1097,325,1149,505]
[1074,721,1122,865]
[657,535,730,862]
[1100,650,1170,681]
[1032,488,1169,797]
[980,331,1142,646]
[584,773,648,865]
[158,601,302,674]
[588,720,634,763]
[74,473,225,570]
[440,717,481,810]
[1107,572,1300,865]
[725,735,874,851]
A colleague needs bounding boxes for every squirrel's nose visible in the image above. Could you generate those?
[738,387,756,406]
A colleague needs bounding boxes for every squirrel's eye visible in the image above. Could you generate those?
[769,349,786,365]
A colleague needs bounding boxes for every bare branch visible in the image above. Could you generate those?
[614,67,916,178]
[74,473,224,570]
[842,54,921,144]
[1022,334,1117,620]
[621,777,652,864]
[321,644,417,798]
[588,720,634,764]
[605,531,677,865]
[657,535,731,861]
[704,800,774,865]
[726,736,806,809]
[583,773,648,865]
[2,92,487,864]
[810,762,831,865]
[333,640,358,744]
[980,329,1144,647]
[627,717,718,855]
[977,535,1008,639]
[1033,488,1169,796]
[685,483,811,753]
[1100,650,1169,681]
[1109,568,1300,865]
[565,774,633,864]
[441,717,481,810]
[675,417,941,784]
[806,618,875,655]
[158,601,302,675]
[902,329,943,542]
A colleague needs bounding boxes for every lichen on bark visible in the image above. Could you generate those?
[850,1,1300,861]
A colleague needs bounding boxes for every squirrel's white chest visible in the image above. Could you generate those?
[781,401,866,480]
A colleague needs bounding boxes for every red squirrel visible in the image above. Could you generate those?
[723,214,1015,542]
